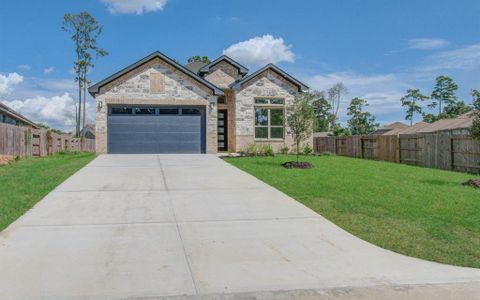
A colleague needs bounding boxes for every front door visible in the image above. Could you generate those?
[217,109,228,151]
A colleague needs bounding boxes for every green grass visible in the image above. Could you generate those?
[225,155,480,268]
[0,152,96,231]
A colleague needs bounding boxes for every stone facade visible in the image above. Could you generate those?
[235,69,311,152]
[95,58,217,154]
[203,61,243,89]
[92,52,309,155]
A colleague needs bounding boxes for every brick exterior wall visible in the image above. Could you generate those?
[203,60,243,89]
[94,58,217,154]
[235,69,312,152]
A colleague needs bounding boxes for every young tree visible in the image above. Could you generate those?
[63,12,107,136]
[428,75,458,116]
[187,56,211,64]
[470,89,480,139]
[310,90,333,132]
[327,82,348,128]
[400,89,428,126]
[346,97,379,135]
[287,92,316,162]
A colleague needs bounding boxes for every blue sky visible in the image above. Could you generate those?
[0,0,479,130]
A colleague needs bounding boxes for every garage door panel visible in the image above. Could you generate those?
[107,107,204,154]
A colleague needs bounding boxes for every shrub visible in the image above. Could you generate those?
[240,143,274,157]
[303,144,313,155]
[279,144,289,155]
[261,144,275,157]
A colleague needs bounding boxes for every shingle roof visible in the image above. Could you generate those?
[185,61,207,74]
[417,112,475,133]
[88,51,224,96]
[397,122,431,134]
[198,55,249,76]
[0,102,39,128]
[230,63,309,92]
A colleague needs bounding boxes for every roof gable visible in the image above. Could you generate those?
[0,102,39,128]
[199,55,249,76]
[230,63,308,92]
[88,51,224,96]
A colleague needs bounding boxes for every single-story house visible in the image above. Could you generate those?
[415,112,475,135]
[80,124,96,139]
[372,122,409,135]
[0,102,39,128]
[88,51,308,154]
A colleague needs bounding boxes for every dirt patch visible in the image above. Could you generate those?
[0,155,14,166]
[462,179,480,189]
[281,161,313,169]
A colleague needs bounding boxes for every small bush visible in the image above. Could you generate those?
[240,143,274,157]
[279,144,289,155]
[303,144,313,155]
[261,144,275,157]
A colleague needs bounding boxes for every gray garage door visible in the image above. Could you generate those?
[107,106,205,154]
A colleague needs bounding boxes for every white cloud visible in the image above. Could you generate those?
[3,93,78,130]
[304,72,409,117]
[223,35,295,66]
[407,38,450,50]
[420,43,480,72]
[0,72,23,95]
[18,64,31,71]
[43,66,55,74]
[101,0,167,15]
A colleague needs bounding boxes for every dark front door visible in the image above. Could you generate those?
[217,109,228,151]
[107,105,205,154]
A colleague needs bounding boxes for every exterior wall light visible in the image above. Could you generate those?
[209,101,216,110]
[97,101,103,112]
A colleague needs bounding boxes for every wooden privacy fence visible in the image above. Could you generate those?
[0,123,95,158]
[314,133,480,174]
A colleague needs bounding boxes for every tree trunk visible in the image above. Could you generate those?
[82,75,86,129]
[296,141,299,162]
[77,81,82,137]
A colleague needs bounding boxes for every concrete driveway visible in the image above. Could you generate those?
[0,154,479,299]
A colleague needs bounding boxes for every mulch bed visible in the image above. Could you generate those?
[462,179,480,189]
[281,161,313,169]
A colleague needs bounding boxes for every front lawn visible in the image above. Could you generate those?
[225,155,480,268]
[0,152,96,231]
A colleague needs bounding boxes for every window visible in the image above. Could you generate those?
[255,98,284,105]
[182,108,201,115]
[134,107,156,115]
[159,108,179,115]
[254,108,284,139]
[111,107,133,115]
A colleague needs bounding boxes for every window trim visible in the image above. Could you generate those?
[253,97,286,140]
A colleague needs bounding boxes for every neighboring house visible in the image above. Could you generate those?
[0,102,39,128]
[88,51,308,154]
[372,122,408,135]
[80,124,95,139]
[396,122,430,135]
[415,112,475,135]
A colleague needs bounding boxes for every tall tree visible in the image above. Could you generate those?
[187,56,211,64]
[428,75,458,116]
[63,12,107,136]
[346,97,379,135]
[310,90,333,132]
[400,89,428,126]
[327,82,348,128]
[287,92,316,162]
[470,89,480,139]
[472,89,480,110]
